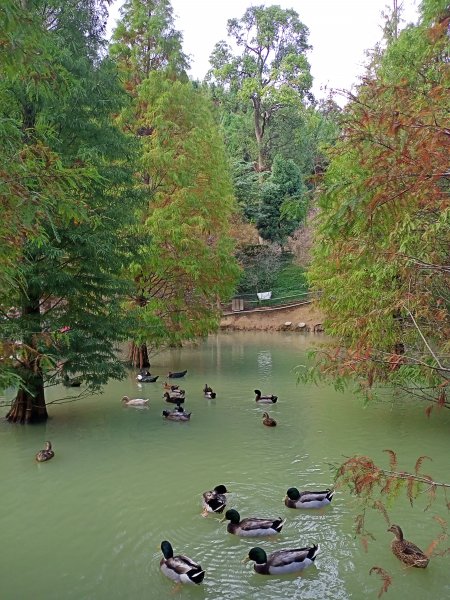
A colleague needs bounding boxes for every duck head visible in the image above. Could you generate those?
[222,509,240,524]
[243,547,267,565]
[160,540,174,559]
[388,524,404,540]
[286,487,301,501]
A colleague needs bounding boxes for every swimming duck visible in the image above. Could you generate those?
[387,524,429,568]
[160,540,205,584]
[35,441,55,462]
[121,395,149,406]
[163,391,185,404]
[203,385,217,399]
[285,487,334,509]
[262,412,277,427]
[136,373,159,382]
[201,484,228,517]
[163,382,182,391]
[162,409,191,421]
[63,374,81,387]
[243,544,320,575]
[223,509,286,537]
[254,389,278,403]
[168,369,187,378]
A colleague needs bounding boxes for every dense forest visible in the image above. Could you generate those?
[1,0,448,431]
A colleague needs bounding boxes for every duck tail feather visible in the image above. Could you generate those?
[309,544,320,560]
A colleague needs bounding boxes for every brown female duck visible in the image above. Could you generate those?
[387,524,429,568]
[35,441,55,462]
[262,412,277,427]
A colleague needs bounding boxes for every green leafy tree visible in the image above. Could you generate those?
[111,1,240,363]
[267,99,341,177]
[236,244,282,294]
[1,0,139,422]
[208,4,312,172]
[111,0,191,367]
[109,0,189,86]
[307,1,449,410]
[0,0,94,292]
[122,73,241,356]
[257,155,305,245]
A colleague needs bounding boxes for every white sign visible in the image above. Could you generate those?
[257,291,272,300]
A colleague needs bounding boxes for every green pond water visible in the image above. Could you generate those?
[0,332,448,600]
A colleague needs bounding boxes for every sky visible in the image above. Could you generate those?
[107,0,420,102]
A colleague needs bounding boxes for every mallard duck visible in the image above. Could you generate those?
[163,382,181,391]
[387,524,429,568]
[168,369,187,378]
[285,487,334,509]
[121,395,149,406]
[254,389,278,403]
[244,544,320,575]
[35,441,55,462]
[203,385,217,399]
[63,374,81,387]
[162,409,191,421]
[201,484,228,517]
[136,373,158,382]
[223,509,285,537]
[262,412,277,427]
[163,391,185,404]
[160,540,205,584]
[138,369,151,377]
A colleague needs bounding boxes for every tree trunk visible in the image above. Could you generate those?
[252,97,266,172]
[127,342,150,369]
[6,373,47,424]
[6,268,48,423]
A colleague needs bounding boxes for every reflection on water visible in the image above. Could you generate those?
[0,332,448,600]
[257,349,272,377]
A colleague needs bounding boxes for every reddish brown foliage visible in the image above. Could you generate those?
[370,566,393,598]
[383,449,398,471]
[414,455,431,475]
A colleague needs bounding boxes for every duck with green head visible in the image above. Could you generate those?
[254,389,278,403]
[222,509,285,537]
[160,540,205,584]
[244,544,320,575]
[285,487,334,509]
[163,391,185,403]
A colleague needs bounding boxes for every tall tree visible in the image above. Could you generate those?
[110,0,189,87]
[119,73,240,359]
[111,1,240,363]
[1,0,139,422]
[208,4,312,172]
[307,0,449,410]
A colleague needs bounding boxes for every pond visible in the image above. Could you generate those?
[1,332,448,600]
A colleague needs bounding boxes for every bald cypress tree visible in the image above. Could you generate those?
[111,1,240,364]
[1,0,139,422]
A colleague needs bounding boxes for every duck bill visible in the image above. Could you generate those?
[241,556,250,564]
